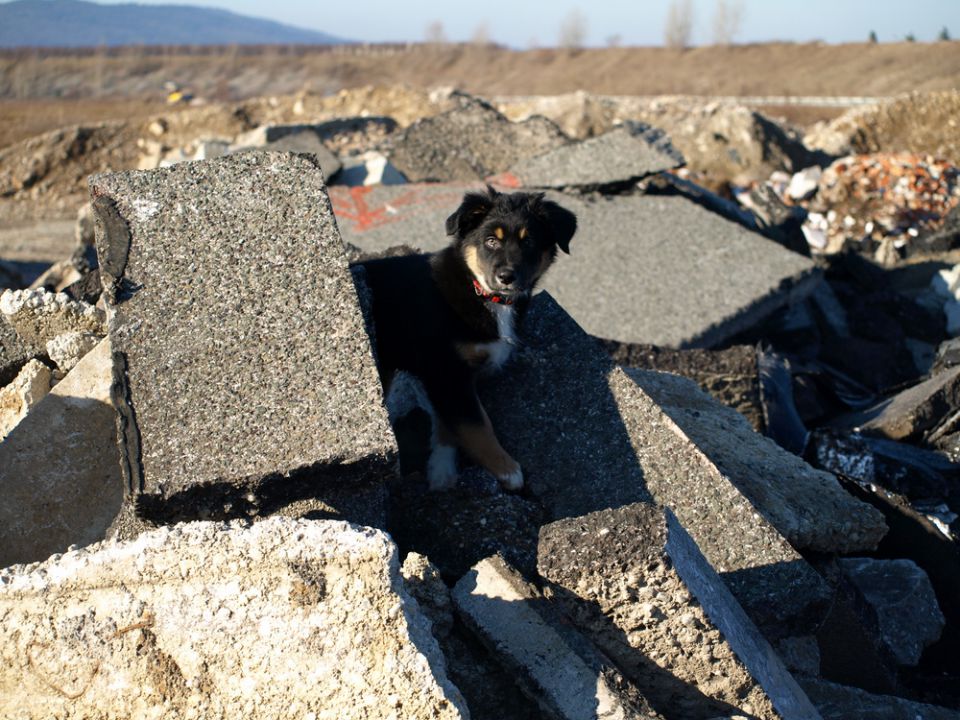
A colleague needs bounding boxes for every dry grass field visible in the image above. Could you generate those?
[0,41,957,148]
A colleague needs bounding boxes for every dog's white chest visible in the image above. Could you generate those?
[479,302,516,370]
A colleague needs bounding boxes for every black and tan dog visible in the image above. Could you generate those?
[360,186,577,491]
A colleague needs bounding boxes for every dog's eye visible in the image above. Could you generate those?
[484,236,502,250]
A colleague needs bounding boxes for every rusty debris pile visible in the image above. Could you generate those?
[766,152,960,258]
[2,87,960,720]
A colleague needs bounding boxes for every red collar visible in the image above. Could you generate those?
[472,279,514,305]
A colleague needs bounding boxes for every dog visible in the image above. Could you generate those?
[358,186,577,491]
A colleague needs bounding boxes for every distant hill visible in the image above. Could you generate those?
[0,0,351,47]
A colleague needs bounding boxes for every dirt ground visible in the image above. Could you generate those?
[0,97,170,150]
[1,40,957,148]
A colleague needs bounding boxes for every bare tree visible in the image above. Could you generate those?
[712,0,744,45]
[664,0,693,49]
[471,21,491,45]
[425,20,447,44]
[558,8,588,49]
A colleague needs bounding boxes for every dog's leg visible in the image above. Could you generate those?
[452,405,524,491]
[423,368,522,491]
[427,421,459,491]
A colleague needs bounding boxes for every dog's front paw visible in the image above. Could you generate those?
[427,444,458,491]
[497,462,524,491]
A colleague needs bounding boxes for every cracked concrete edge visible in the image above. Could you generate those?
[452,555,661,720]
[664,510,822,720]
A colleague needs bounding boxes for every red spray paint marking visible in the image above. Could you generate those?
[329,184,499,233]
[485,172,523,189]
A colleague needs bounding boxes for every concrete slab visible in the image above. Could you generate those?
[478,294,832,638]
[800,679,960,720]
[0,340,122,568]
[538,503,821,720]
[625,367,887,554]
[842,366,960,441]
[0,518,467,719]
[452,555,662,720]
[329,182,469,255]
[498,122,683,190]
[90,152,394,498]
[230,124,344,180]
[601,341,765,432]
[387,474,544,581]
[261,135,342,182]
[388,100,568,183]
[837,557,944,667]
[539,193,822,348]
[331,184,822,349]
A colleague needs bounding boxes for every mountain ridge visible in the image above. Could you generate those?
[0,0,350,47]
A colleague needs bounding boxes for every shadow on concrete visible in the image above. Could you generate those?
[536,585,763,720]
[1,259,50,287]
[376,293,800,717]
[134,454,394,531]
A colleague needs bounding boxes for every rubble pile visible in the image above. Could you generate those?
[796,153,960,257]
[804,90,960,163]
[498,92,819,188]
[2,87,960,719]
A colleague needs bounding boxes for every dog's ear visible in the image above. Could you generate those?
[445,189,497,238]
[537,197,577,254]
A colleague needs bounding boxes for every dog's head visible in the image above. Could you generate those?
[445,186,577,300]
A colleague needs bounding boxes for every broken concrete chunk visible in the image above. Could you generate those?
[388,100,569,182]
[388,477,544,582]
[480,293,654,520]
[335,186,821,351]
[0,518,468,719]
[45,330,100,374]
[336,151,407,187]
[838,557,945,667]
[786,166,823,202]
[502,122,684,190]
[0,340,121,568]
[775,636,821,677]
[0,287,105,355]
[90,152,394,498]
[479,293,831,639]
[452,555,662,720]
[401,552,454,640]
[0,358,51,440]
[611,365,833,638]
[842,366,960,441]
[601,341,765,432]
[0,316,33,387]
[800,678,960,720]
[539,193,822,348]
[808,428,960,502]
[538,503,820,720]
[257,130,343,182]
[75,201,95,246]
[625,368,887,554]
[28,258,84,293]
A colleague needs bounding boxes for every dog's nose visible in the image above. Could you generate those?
[495,268,516,286]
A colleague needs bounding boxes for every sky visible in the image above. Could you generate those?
[72,0,960,47]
